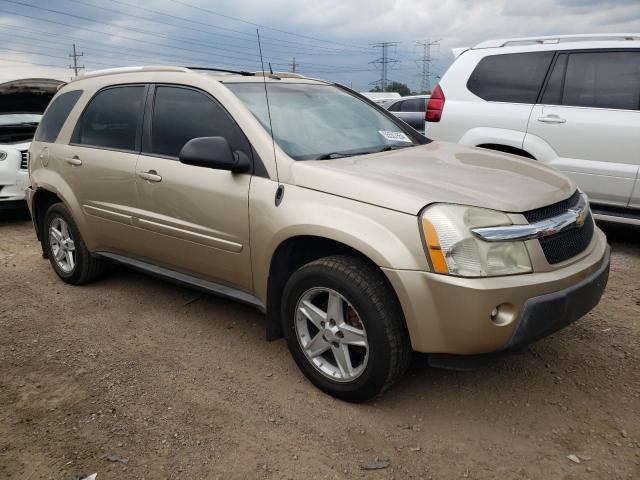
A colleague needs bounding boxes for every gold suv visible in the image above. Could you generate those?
[27,67,610,402]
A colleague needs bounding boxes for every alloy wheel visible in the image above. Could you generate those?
[295,287,369,382]
[49,216,76,273]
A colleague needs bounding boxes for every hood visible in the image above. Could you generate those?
[290,142,576,215]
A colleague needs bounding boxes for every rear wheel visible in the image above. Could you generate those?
[282,255,411,402]
[43,202,105,284]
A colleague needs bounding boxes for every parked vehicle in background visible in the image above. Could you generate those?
[383,94,430,133]
[360,91,401,105]
[27,66,609,401]
[0,78,64,210]
[426,34,640,225]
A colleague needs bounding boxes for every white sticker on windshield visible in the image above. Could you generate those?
[378,130,412,143]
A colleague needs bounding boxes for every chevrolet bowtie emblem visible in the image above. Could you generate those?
[572,208,586,228]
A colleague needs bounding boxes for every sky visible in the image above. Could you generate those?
[0,0,639,91]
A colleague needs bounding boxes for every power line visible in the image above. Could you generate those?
[370,42,399,92]
[69,43,84,76]
[415,38,440,92]
[0,1,362,69]
[66,0,351,56]
[166,0,371,52]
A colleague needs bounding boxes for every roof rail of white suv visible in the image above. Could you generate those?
[473,33,640,50]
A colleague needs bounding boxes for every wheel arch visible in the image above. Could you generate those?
[476,143,536,159]
[264,235,405,342]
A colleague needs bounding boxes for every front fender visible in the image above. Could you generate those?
[249,178,429,304]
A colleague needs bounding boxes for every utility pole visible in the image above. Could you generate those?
[69,44,84,77]
[370,42,399,92]
[415,39,440,93]
[290,57,296,73]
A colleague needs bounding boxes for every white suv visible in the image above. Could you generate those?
[426,34,640,225]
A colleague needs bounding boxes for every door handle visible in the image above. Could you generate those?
[138,170,162,182]
[537,115,566,124]
[66,156,82,166]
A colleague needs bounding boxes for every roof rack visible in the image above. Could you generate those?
[77,66,190,80]
[474,33,640,49]
[253,71,306,79]
[184,66,254,76]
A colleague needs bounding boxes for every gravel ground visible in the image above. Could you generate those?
[1,209,639,480]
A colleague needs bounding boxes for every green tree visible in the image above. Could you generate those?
[370,82,411,96]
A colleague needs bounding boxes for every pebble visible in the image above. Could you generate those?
[567,454,581,464]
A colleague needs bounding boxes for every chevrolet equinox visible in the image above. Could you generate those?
[26,66,610,402]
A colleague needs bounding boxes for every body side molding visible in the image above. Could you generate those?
[93,251,265,312]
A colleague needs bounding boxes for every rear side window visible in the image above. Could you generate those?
[562,51,640,110]
[148,86,250,158]
[400,98,425,112]
[75,86,145,151]
[467,52,554,103]
[34,90,82,143]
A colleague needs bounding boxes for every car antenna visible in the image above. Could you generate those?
[257,28,283,202]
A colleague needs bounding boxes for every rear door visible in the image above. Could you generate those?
[134,84,253,290]
[57,85,147,253]
[444,51,554,145]
[525,50,640,207]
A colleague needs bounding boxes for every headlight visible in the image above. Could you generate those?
[0,150,7,161]
[421,204,532,277]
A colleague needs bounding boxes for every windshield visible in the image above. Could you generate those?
[225,82,424,160]
[0,113,42,126]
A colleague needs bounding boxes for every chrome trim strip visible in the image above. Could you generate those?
[472,193,589,242]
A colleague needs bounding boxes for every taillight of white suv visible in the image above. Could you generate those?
[426,85,445,122]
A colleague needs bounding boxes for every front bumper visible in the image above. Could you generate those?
[383,228,609,354]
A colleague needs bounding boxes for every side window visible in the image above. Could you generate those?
[34,90,83,143]
[75,86,145,151]
[400,98,424,112]
[467,52,554,103]
[388,100,403,112]
[541,54,568,105]
[562,51,640,110]
[149,86,250,159]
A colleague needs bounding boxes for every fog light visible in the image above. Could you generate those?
[489,303,515,326]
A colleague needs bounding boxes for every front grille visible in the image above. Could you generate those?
[523,191,594,264]
[524,190,580,223]
[538,212,595,264]
[19,150,28,170]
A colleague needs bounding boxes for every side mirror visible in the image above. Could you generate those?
[178,136,250,173]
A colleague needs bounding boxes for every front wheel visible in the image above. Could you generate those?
[282,255,411,402]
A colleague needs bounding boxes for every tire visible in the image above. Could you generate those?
[282,255,411,402]
[43,202,105,285]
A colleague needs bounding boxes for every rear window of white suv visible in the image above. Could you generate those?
[467,52,554,104]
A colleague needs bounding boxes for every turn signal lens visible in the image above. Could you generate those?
[421,217,449,273]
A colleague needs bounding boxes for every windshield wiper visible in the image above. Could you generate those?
[314,152,357,160]
[375,144,414,153]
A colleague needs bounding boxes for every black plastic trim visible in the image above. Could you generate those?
[94,251,266,313]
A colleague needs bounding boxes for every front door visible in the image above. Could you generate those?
[134,85,253,291]
[525,50,640,207]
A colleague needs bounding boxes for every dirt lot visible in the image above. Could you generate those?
[1,210,638,480]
